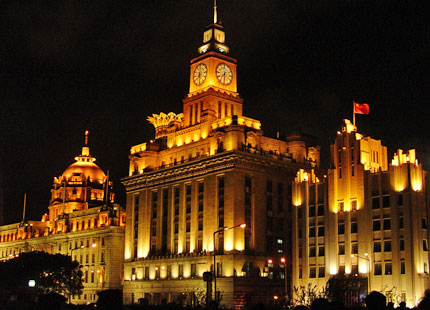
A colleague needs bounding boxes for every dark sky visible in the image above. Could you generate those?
[0,1,428,224]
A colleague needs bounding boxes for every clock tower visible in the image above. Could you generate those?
[183,1,243,127]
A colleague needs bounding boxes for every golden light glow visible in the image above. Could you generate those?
[211,116,261,130]
[225,238,233,251]
[359,263,368,274]
[330,264,337,275]
[390,149,423,192]
[292,182,302,207]
[147,112,184,129]
[343,119,356,133]
[124,249,131,260]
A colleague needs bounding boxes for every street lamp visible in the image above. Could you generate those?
[68,243,97,303]
[213,223,246,303]
[351,253,371,293]
[267,257,288,302]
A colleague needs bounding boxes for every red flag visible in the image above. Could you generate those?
[354,101,369,114]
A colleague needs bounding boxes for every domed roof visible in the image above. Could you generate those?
[61,131,106,183]
[62,160,105,183]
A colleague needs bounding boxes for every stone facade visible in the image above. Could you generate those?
[122,9,319,309]
[0,134,125,304]
[292,119,430,307]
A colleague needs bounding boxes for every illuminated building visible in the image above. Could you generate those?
[0,132,125,304]
[121,5,320,308]
[292,119,430,307]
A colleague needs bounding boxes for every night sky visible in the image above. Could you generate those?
[0,1,428,224]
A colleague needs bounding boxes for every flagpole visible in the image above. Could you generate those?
[22,193,27,222]
[353,101,356,126]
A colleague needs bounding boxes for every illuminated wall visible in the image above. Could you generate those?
[294,120,430,307]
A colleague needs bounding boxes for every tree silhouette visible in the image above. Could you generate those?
[0,251,83,297]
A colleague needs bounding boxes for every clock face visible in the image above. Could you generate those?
[193,63,207,86]
[216,63,233,85]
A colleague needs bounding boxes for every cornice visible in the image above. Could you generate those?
[183,87,243,104]
[122,150,315,192]
[190,51,237,65]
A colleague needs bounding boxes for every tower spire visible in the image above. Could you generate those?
[213,0,217,24]
[78,130,93,159]
[84,130,89,146]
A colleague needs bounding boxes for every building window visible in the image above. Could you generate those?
[351,222,358,234]
[309,227,315,238]
[423,240,428,252]
[318,267,325,278]
[384,241,392,252]
[338,244,345,255]
[191,264,196,277]
[309,205,315,217]
[266,180,272,193]
[309,267,316,278]
[385,262,392,275]
[318,246,325,257]
[218,177,225,228]
[317,205,324,216]
[401,261,405,274]
[373,220,381,231]
[372,197,380,209]
[178,264,183,278]
[198,217,203,231]
[338,201,344,212]
[373,241,381,252]
[338,265,345,274]
[152,191,158,218]
[298,207,302,219]
[400,239,405,251]
[338,223,345,235]
[382,196,390,208]
[309,246,316,257]
[399,217,404,229]
[197,239,203,252]
[186,184,192,214]
[299,246,302,258]
[397,193,403,206]
[351,243,358,254]
[351,200,357,211]
[174,187,180,216]
[374,263,382,275]
[383,219,391,230]
[266,195,273,213]
[277,183,284,213]
[351,264,358,275]
[198,182,204,212]
[318,226,324,237]
[299,267,302,279]
[422,218,428,229]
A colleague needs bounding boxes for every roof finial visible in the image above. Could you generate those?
[213,0,217,24]
[84,130,89,146]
